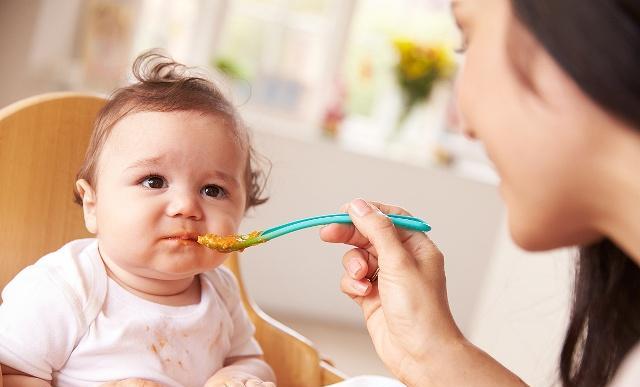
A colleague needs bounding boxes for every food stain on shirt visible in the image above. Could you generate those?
[148,328,168,355]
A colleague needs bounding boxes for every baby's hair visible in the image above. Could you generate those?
[74,49,269,210]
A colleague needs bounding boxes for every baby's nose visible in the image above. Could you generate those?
[166,191,203,220]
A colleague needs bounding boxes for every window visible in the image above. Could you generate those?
[214,0,355,138]
[34,0,495,183]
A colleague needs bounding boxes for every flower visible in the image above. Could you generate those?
[393,38,455,126]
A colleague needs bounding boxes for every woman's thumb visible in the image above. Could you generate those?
[348,199,440,273]
[347,199,411,266]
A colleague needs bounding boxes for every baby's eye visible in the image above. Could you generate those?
[141,176,166,189]
[201,184,226,199]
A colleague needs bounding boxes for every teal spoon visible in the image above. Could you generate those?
[197,213,431,253]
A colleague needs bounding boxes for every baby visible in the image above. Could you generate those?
[0,51,275,387]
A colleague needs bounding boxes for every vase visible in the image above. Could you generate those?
[385,82,452,165]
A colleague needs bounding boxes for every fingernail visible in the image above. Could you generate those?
[348,260,361,276]
[353,280,369,294]
[350,199,371,217]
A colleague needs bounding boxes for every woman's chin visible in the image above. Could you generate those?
[509,219,601,252]
[511,232,549,251]
[508,218,559,252]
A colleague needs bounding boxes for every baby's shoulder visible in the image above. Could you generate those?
[0,239,105,369]
[3,238,107,319]
[28,238,104,289]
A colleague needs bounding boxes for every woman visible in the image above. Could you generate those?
[321,0,640,386]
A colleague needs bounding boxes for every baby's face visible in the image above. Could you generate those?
[82,110,247,280]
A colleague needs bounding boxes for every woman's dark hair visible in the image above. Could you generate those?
[509,2,640,386]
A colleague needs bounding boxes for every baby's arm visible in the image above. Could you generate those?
[1,364,50,387]
[204,355,275,386]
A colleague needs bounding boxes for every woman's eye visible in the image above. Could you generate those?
[455,40,468,54]
[141,176,166,189]
[455,30,469,54]
[201,184,226,199]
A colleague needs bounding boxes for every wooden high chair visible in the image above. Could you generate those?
[0,92,346,387]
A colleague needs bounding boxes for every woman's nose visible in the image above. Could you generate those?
[447,93,476,140]
[166,191,203,220]
[449,74,476,140]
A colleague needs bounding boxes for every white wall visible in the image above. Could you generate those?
[0,0,42,107]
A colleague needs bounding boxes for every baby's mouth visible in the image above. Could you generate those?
[164,233,199,242]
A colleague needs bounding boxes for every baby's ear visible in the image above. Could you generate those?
[76,179,98,234]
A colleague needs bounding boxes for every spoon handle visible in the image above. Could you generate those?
[261,213,431,241]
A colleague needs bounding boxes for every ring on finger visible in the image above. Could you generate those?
[366,267,380,283]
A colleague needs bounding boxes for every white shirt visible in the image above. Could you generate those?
[0,239,261,387]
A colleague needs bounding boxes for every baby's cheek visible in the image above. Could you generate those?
[208,216,242,235]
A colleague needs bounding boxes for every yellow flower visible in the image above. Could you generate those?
[404,60,427,79]
[392,38,456,124]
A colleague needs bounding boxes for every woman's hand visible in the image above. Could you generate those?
[320,199,462,383]
[321,199,526,386]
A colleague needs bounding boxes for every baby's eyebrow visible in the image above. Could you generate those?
[125,156,165,171]
[210,170,241,188]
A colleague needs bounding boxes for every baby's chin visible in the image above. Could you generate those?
[150,254,227,278]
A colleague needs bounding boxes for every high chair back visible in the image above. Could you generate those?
[0,93,345,386]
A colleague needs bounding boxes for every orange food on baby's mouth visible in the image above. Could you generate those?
[197,231,264,252]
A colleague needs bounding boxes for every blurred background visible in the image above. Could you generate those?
[1,0,573,385]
